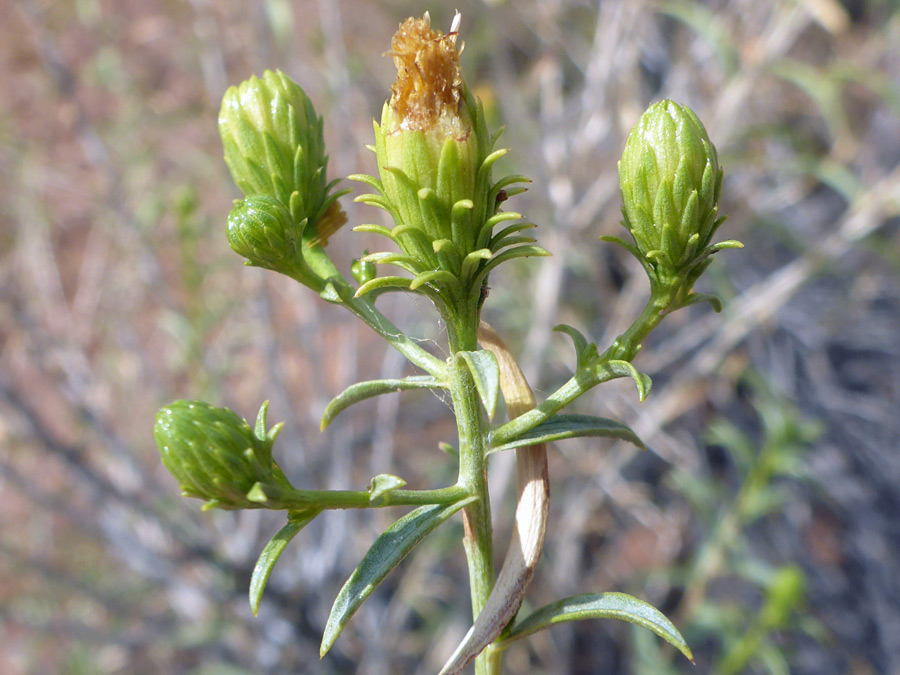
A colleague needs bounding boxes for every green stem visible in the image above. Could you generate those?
[599,287,674,362]
[490,288,677,448]
[447,308,496,675]
[271,484,471,511]
[484,645,504,673]
[328,278,446,377]
[489,370,601,448]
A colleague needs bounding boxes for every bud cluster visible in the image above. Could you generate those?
[218,70,348,290]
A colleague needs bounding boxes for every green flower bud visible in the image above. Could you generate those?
[154,400,295,511]
[227,195,322,289]
[218,70,348,287]
[618,100,726,277]
[220,70,323,217]
[351,251,376,285]
[353,14,545,305]
[227,194,296,273]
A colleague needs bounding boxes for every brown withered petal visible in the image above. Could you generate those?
[389,15,463,131]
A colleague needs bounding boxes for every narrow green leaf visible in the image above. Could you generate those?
[498,592,693,663]
[554,323,588,354]
[488,173,532,207]
[432,238,462,275]
[501,186,528,199]
[492,234,537,251]
[705,239,744,253]
[459,248,493,285]
[352,223,397,241]
[359,251,423,272]
[250,512,318,616]
[484,211,524,230]
[476,148,509,185]
[438,441,458,458]
[602,360,653,402]
[490,413,645,453]
[553,324,599,370]
[418,187,452,242]
[353,193,396,216]
[682,292,723,312]
[320,498,474,657]
[321,376,446,430]
[457,350,501,421]
[489,221,536,248]
[472,245,551,289]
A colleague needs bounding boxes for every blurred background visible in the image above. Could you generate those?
[2,0,899,673]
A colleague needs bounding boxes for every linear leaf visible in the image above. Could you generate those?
[321,376,446,429]
[351,223,397,241]
[602,360,653,402]
[249,512,317,616]
[498,592,693,663]
[490,413,645,453]
[320,499,474,656]
[457,350,501,421]
[681,291,723,312]
[552,324,599,370]
[347,173,384,193]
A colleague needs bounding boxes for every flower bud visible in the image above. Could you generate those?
[218,70,347,278]
[227,195,325,289]
[220,70,321,211]
[618,100,725,276]
[227,195,295,271]
[351,252,376,285]
[154,400,294,511]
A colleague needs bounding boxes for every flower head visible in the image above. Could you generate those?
[613,100,740,301]
[618,99,723,270]
[154,400,295,511]
[388,13,464,134]
[351,14,545,307]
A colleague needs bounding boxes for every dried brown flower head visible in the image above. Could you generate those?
[388,13,463,132]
